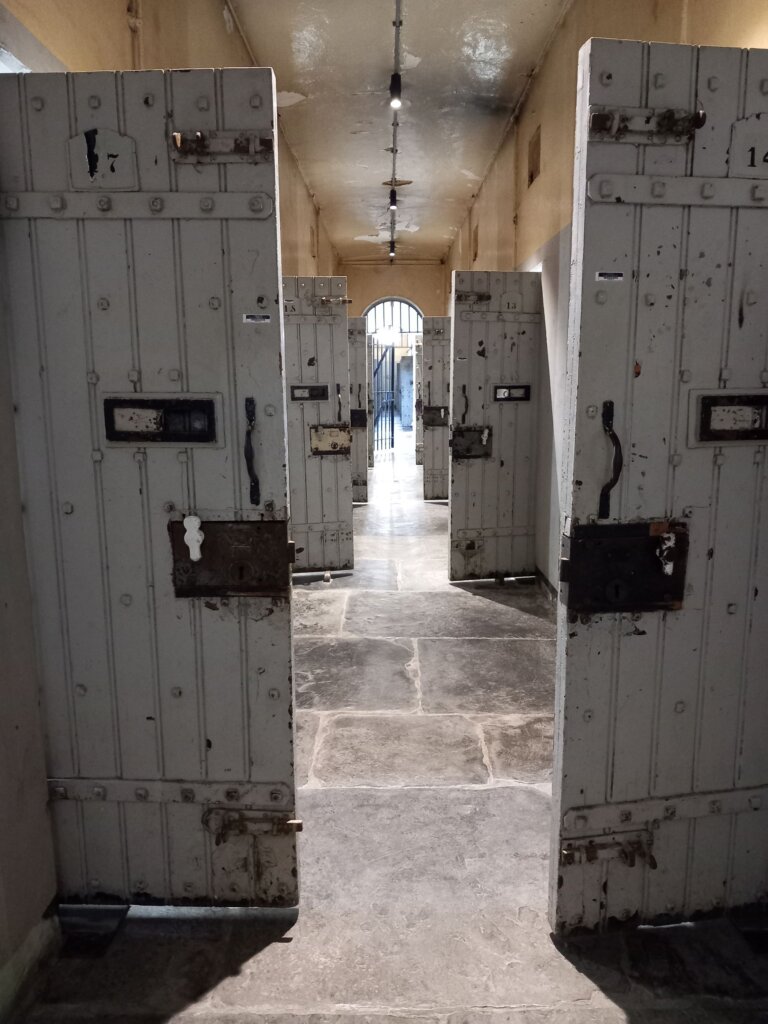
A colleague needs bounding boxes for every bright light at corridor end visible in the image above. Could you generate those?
[389,72,402,109]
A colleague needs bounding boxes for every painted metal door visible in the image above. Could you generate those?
[422,316,451,500]
[0,68,298,905]
[284,276,353,571]
[449,271,542,580]
[348,316,369,502]
[552,38,768,933]
[367,332,375,469]
[399,355,414,430]
[415,339,424,465]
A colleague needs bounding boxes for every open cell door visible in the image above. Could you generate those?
[0,69,298,906]
[422,316,451,500]
[449,271,542,580]
[348,316,369,502]
[552,38,768,932]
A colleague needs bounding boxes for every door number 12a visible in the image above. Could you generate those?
[747,146,768,167]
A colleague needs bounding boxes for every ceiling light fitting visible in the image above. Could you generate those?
[389,72,402,110]
[389,189,397,211]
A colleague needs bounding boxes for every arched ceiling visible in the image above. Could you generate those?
[233,0,569,262]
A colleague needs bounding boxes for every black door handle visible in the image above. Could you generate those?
[598,399,623,519]
[244,397,260,506]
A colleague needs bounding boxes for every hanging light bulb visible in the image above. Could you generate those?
[389,240,396,259]
[389,189,398,211]
[389,72,402,109]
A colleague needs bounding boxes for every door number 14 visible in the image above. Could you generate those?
[747,146,768,166]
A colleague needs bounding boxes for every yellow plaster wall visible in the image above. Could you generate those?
[340,263,448,317]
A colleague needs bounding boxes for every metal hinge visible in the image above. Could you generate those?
[589,105,705,143]
[455,291,492,304]
[310,296,352,307]
[202,808,303,846]
[560,830,656,868]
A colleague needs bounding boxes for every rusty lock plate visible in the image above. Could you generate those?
[309,423,352,455]
[422,405,450,428]
[451,425,492,459]
[169,520,290,597]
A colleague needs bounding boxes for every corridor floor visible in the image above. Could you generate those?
[24,431,768,1023]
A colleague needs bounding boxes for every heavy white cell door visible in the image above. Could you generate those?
[0,69,298,906]
[367,333,375,469]
[449,271,542,580]
[414,339,424,465]
[284,277,353,571]
[422,316,451,500]
[552,38,768,934]
[399,355,414,430]
[348,316,369,502]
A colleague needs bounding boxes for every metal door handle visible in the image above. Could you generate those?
[336,383,342,422]
[598,399,623,519]
[462,384,469,424]
[244,397,260,506]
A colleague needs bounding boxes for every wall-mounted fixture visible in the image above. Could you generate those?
[389,72,402,110]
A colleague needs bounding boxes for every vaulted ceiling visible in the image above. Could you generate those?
[234,0,569,262]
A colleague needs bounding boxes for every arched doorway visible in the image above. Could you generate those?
[364,297,423,453]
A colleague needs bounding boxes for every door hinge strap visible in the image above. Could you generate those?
[588,173,768,208]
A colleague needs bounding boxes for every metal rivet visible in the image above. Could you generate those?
[754,450,764,465]
[225,788,239,801]
[268,688,280,700]
[749,795,762,810]
[746,290,758,306]
[720,366,732,381]
[727,602,737,614]
[708,76,720,91]
[89,878,100,888]
[644,293,656,306]
[49,195,66,211]
[249,195,264,213]
[653,72,666,89]
[181,788,195,803]
[135,879,146,890]
[664,805,676,819]
[171,687,183,698]
[5,195,19,211]
[682,506,694,518]
[97,297,110,311]
[177,451,189,463]
[163,501,176,513]
[91,449,103,462]
[599,70,613,86]
[753,184,767,202]
[92,786,106,800]
[670,453,682,467]
[88,95,101,110]
[269,789,283,804]
[761,369,768,384]
[619,809,632,823]
[168,368,181,382]
[196,96,210,111]
[229,883,239,893]
[61,501,74,515]
[586,405,598,419]
[680,369,692,383]
[135,787,149,801]
[651,180,666,198]
[127,369,140,382]
[97,195,112,212]
[199,196,215,212]
[143,92,155,107]
[700,182,715,199]
[133,450,146,463]
[209,296,222,310]
[583,709,593,722]
[264,404,276,417]
[595,290,608,305]
[598,179,614,199]
[120,593,132,606]
[149,196,164,213]
[30,96,44,111]
[183,882,193,893]
[574,814,589,827]
[50,786,67,800]
[714,453,725,466]
[86,371,99,383]
[709,799,722,814]
[264,500,275,512]
[674,700,686,713]
[249,93,262,108]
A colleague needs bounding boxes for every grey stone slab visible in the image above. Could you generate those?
[343,589,556,639]
[292,588,347,636]
[312,712,488,787]
[353,532,448,565]
[479,715,554,783]
[419,638,556,714]
[295,558,399,591]
[294,637,417,711]
[294,710,319,787]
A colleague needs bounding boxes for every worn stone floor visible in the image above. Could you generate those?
[22,427,768,1023]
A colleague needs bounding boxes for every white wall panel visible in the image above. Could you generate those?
[422,316,451,500]
[284,276,353,570]
[0,69,298,906]
[552,39,768,933]
[449,271,542,580]
[348,316,369,502]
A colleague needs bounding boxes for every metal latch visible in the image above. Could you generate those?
[588,105,706,143]
[171,129,274,163]
[310,296,352,307]
[560,830,656,869]
[202,808,303,846]
[455,291,492,304]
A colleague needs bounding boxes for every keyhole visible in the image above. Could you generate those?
[605,578,628,604]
